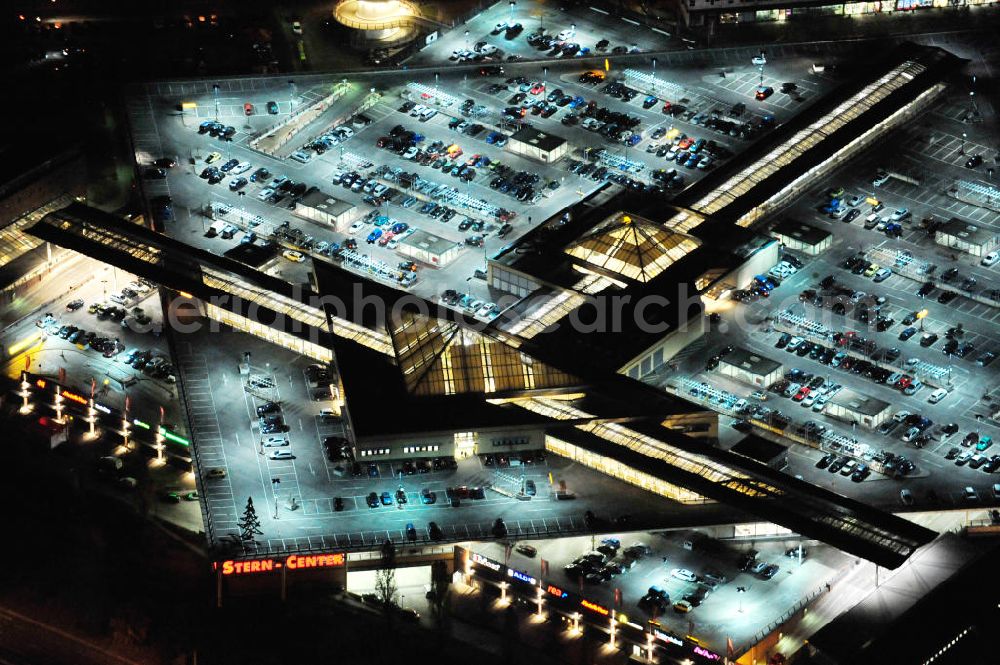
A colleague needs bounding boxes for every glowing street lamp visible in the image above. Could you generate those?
[916,308,929,331]
[509,1,516,21]
[535,586,545,617]
[609,616,617,648]
[500,581,509,604]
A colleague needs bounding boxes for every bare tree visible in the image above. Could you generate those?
[374,539,397,618]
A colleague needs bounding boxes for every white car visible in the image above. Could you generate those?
[231,161,252,175]
[403,147,419,159]
[268,450,295,460]
[890,208,910,221]
[847,195,863,207]
[982,251,999,267]
[257,188,275,201]
[290,150,312,164]
[872,170,890,186]
[349,221,363,235]
[670,568,697,582]
[557,29,575,41]
[409,104,427,117]
[478,44,498,55]
[262,436,289,448]
[336,126,355,139]
[751,54,767,66]
[927,388,948,404]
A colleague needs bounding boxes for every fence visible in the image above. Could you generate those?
[949,179,1000,213]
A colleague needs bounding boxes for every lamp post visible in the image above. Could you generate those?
[737,585,747,613]
[509,1,516,22]
[609,616,617,648]
[212,84,220,121]
[960,132,967,155]
[272,477,281,519]
[464,30,470,50]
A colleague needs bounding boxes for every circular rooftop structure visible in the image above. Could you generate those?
[333,0,421,49]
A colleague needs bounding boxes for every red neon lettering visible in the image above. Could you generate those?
[36,379,47,389]
[581,599,609,616]
[547,585,565,597]
[60,390,87,405]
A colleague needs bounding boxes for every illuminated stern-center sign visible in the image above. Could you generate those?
[218,553,345,575]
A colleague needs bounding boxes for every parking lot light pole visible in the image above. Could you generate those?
[272,477,281,519]
[212,84,220,121]
[609,616,617,648]
[960,132,967,155]
[737,585,747,613]
[536,586,544,616]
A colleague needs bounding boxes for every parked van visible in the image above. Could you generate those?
[811,63,826,74]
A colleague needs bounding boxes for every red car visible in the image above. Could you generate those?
[529,82,545,95]
[661,101,672,113]
[378,231,395,247]
[466,154,481,167]
[792,387,811,402]
[244,102,254,116]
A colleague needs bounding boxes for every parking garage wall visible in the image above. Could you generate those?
[621,316,706,380]
[355,425,547,460]
[488,263,542,299]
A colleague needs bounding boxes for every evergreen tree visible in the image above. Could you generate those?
[238,497,263,546]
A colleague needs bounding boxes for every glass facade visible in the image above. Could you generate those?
[390,311,579,396]
[565,213,702,283]
[204,302,333,362]
[0,196,73,270]
[546,434,708,504]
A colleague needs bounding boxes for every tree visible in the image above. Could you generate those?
[375,539,397,618]
[238,497,263,548]
[429,560,451,634]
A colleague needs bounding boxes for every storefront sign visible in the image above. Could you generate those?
[652,628,683,647]
[507,568,537,585]
[694,646,721,661]
[580,599,610,616]
[218,553,344,575]
[60,389,88,405]
[546,584,568,599]
[471,552,502,572]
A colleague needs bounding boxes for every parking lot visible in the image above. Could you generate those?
[654,77,1000,512]
[173,321,727,554]
[474,528,848,655]
[129,52,837,314]
[406,2,674,68]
